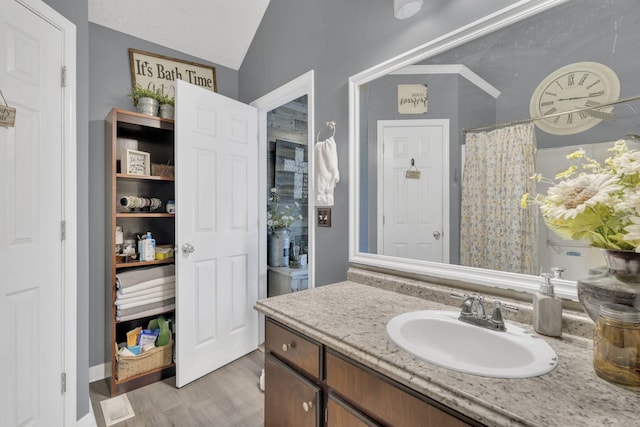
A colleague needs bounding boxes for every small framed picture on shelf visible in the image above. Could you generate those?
[125,149,151,176]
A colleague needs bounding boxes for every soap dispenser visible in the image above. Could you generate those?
[533,273,562,337]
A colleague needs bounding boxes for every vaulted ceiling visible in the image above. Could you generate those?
[88,0,271,70]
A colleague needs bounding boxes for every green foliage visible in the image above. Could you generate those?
[128,84,162,106]
[157,93,175,106]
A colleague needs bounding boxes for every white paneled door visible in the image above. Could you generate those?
[175,80,259,387]
[0,0,68,425]
[378,120,449,263]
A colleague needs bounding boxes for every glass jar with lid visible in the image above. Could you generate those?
[593,303,640,388]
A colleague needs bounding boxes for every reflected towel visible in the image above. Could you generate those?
[314,136,340,206]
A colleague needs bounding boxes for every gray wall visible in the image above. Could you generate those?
[239,0,518,286]
[88,23,239,370]
[41,0,90,419]
[424,0,640,149]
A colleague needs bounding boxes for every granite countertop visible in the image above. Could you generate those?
[254,277,638,427]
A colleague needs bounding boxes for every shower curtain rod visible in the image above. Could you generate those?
[462,94,640,135]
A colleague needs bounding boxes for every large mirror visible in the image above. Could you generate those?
[349,0,640,300]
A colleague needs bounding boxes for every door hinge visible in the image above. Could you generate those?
[61,66,67,88]
[61,220,66,241]
[61,372,66,393]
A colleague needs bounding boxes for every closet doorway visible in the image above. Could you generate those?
[252,71,315,342]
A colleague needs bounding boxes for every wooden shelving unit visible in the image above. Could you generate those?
[105,108,176,396]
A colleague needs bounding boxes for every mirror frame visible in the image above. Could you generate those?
[348,0,580,300]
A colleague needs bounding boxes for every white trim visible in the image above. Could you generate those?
[15,0,78,424]
[250,70,315,343]
[376,119,450,263]
[348,0,579,301]
[390,65,501,98]
[89,362,111,383]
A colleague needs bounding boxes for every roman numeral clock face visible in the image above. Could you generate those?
[529,62,620,135]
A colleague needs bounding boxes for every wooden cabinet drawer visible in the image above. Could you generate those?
[265,354,321,427]
[266,319,321,380]
[326,350,473,427]
[327,393,380,427]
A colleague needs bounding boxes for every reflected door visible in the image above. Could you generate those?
[378,120,449,262]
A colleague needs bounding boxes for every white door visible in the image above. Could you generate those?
[175,80,259,387]
[0,0,67,425]
[377,120,449,262]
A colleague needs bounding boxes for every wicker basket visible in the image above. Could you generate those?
[115,337,173,381]
[151,163,174,178]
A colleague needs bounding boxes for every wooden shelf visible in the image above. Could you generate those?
[115,258,175,269]
[107,108,176,397]
[117,173,174,182]
[116,212,175,218]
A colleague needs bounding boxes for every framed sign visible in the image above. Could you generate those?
[125,149,150,176]
[129,48,217,100]
[398,84,428,114]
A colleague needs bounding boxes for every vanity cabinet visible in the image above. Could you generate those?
[265,318,480,427]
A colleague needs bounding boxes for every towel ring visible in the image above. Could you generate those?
[317,121,336,142]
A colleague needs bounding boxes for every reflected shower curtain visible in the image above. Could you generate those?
[460,123,538,275]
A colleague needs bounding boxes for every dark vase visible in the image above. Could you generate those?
[577,250,640,322]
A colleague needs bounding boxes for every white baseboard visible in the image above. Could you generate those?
[89,362,111,383]
[77,402,97,427]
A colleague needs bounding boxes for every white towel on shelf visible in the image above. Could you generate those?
[116,276,175,294]
[116,281,175,299]
[115,288,175,306]
[314,136,340,206]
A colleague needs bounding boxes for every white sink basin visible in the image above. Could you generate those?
[386,310,557,378]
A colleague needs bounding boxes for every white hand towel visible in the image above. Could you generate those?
[314,136,340,206]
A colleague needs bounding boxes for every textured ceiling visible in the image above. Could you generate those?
[88,0,271,70]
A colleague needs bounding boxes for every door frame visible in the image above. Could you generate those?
[11,0,77,423]
[251,70,315,343]
[376,119,450,263]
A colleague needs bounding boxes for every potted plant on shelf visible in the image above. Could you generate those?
[128,85,161,116]
[157,93,175,119]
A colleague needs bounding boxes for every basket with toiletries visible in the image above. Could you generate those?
[115,317,173,380]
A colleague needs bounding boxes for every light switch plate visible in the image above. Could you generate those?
[317,208,331,227]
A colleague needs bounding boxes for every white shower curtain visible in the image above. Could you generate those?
[460,123,538,275]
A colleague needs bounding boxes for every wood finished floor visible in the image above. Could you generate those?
[90,350,265,427]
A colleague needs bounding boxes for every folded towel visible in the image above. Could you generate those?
[116,304,175,322]
[314,136,340,206]
[117,275,175,294]
[117,282,175,299]
[116,265,175,289]
[116,288,175,306]
[116,294,175,310]
[116,298,176,317]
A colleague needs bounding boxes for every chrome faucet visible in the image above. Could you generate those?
[452,293,518,332]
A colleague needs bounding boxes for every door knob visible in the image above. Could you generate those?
[182,243,195,254]
[302,401,313,412]
[433,231,441,240]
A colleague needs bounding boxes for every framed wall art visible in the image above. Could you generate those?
[129,48,217,101]
[125,149,151,176]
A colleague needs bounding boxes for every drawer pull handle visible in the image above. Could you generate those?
[302,401,313,412]
[282,343,293,352]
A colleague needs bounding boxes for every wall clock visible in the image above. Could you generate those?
[529,62,620,135]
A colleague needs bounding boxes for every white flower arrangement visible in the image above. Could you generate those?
[267,188,303,230]
[522,140,640,252]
